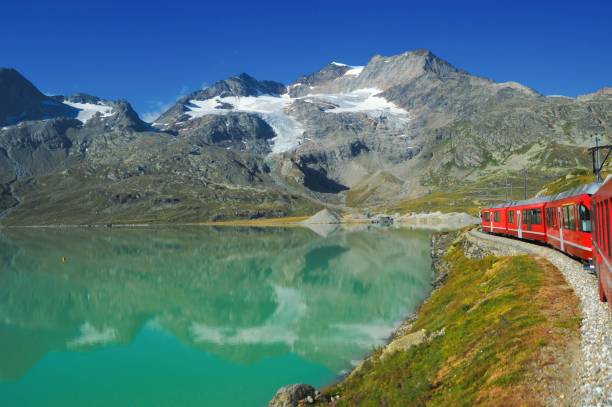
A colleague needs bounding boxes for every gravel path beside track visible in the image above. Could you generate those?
[468,230,611,407]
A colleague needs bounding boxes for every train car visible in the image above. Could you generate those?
[505,204,519,238]
[508,197,549,243]
[480,204,509,235]
[591,177,612,306]
[480,207,494,233]
[544,183,599,262]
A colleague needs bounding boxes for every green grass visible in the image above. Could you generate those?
[322,238,580,406]
[387,191,482,216]
[540,168,611,196]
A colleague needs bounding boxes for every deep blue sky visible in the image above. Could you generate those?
[3,0,611,120]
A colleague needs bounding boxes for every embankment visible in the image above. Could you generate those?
[271,229,587,406]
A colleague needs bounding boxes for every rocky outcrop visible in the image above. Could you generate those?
[268,384,316,407]
[430,230,461,288]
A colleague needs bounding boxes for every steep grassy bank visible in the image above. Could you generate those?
[320,233,580,406]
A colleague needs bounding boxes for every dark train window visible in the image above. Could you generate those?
[533,209,542,224]
[604,200,612,257]
[483,212,490,221]
[579,204,591,232]
[591,204,597,242]
[508,210,514,224]
[563,205,576,230]
[523,209,542,225]
[494,211,500,222]
[599,202,604,247]
[547,207,558,228]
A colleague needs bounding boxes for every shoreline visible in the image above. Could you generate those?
[0,210,479,230]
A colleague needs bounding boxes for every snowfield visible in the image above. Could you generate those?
[183,88,410,153]
[344,66,364,76]
[63,101,114,124]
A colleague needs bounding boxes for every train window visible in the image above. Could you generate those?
[563,205,576,230]
[494,211,500,222]
[599,202,604,247]
[533,209,542,225]
[523,210,530,224]
[549,207,558,228]
[591,204,597,242]
[604,199,611,257]
[483,212,490,221]
[579,204,591,232]
[508,210,514,224]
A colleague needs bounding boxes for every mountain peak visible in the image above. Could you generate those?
[0,67,76,127]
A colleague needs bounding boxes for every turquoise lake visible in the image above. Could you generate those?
[0,226,432,406]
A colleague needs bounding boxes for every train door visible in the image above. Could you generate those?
[517,210,522,239]
[490,212,493,232]
[558,206,564,251]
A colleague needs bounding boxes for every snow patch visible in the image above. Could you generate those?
[185,94,305,153]
[547,94,574,100]
[344,66,364,76]
[182,89,410,154]
[331,61,348,67]
[63,101,114,123]
[311,88,410,119]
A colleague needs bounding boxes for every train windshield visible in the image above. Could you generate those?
[579,204,591,232]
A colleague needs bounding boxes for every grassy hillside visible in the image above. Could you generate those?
[321,236,580,406]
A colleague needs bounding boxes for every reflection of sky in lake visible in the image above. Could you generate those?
[0,226,432,406]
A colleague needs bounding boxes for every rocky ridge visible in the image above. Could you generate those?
[1,49,611,224]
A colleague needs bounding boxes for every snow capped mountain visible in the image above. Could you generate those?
[155,64,412,154]
[1,48,611,225]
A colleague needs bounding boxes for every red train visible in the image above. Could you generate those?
[481,180,611,308]
[592,178,612,306]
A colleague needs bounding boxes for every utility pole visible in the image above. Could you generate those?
[523,169,527,200]
[504,177,508,202]
[589,135,611,183]
[594,134,602,183]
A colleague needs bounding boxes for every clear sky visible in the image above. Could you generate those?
[2,0,611,119]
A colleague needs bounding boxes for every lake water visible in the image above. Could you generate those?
[0,226,432,406]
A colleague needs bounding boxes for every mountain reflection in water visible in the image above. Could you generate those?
[0,226,432,406]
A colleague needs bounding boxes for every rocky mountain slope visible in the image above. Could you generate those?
[0,50,610,224]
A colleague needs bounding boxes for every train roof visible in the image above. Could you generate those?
[549,182,600,201]
[483,182,601,210]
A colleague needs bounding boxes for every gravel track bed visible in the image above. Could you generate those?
[468,230,611,406]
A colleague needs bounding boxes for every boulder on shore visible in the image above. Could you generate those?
[268,384,316,407]
[301,209,341,224]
